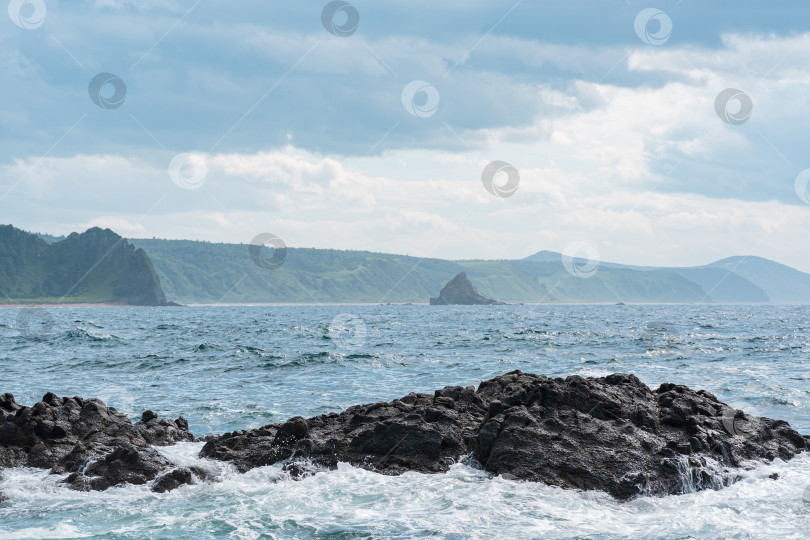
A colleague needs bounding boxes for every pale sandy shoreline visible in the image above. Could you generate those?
[0,302,794,308]
[0,302,431,308]
[0,303,124,308]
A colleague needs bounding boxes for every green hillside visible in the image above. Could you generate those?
[132,239,730,304]
[4,226,806,305]
[131,239,467,304]
[0,225,168,305]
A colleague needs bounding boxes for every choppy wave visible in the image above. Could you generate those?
[63,327,119,342]
[1,304,810,537]
[2,448,809,539]
[74,319,104,329]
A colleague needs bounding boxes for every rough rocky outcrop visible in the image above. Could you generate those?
[0,392,195,492]
[429,272,504,305]
[201,371,808,500]
[3,372,808,500]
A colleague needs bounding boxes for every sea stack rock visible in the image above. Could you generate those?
[429,272,504,305]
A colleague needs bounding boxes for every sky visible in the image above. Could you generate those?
[3,0,810,270]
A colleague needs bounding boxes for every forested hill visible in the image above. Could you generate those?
[4,225,806,305]
[130,239,810,304]
[0,225,168,305]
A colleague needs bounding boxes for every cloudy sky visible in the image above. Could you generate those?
[3,0,810,270]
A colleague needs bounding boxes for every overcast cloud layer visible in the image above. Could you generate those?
[3,0,810,270]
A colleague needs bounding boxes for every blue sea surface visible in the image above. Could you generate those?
[1,304,809,539]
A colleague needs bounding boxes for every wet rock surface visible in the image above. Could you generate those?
[152,466,208,493]
[201,371,809,500]
[0,393,194,492]
[3,372,808,500]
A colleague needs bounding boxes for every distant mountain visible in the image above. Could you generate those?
[522,250,563,264]
[36,233,67,244]
[706,256,810,303]
[667,267,768,303]
[0,225,168,305]
[125,240,810,304]
[523,250,810,303]
[5,225,805,305]
[508,260,707,303]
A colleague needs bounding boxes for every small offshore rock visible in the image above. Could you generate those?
[429,272,504,305]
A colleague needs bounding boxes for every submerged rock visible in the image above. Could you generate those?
[429,272,504,305]
[152,466,208,493]
[201,371,809,500]
[0,393,194,492]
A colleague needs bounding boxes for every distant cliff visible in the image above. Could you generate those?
[0,225,169,305]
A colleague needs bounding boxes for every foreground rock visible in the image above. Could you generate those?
[3,373,808,500]
[0,393,197,492]
[202,371,808,499]
[429,272,504,305]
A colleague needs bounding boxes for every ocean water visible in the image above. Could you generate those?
[0,304,809,539]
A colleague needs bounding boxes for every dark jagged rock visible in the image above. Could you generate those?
[63,445,171,491]
[152,466,208,493]
[65,450,207,493]
[201,371,808,500]
[429,272,504,305]
[4,373,808,500]
[0,392,193,492]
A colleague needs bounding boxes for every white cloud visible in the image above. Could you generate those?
[3,142,810,271]
[4,29,810,271]
[75,216,146,236]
